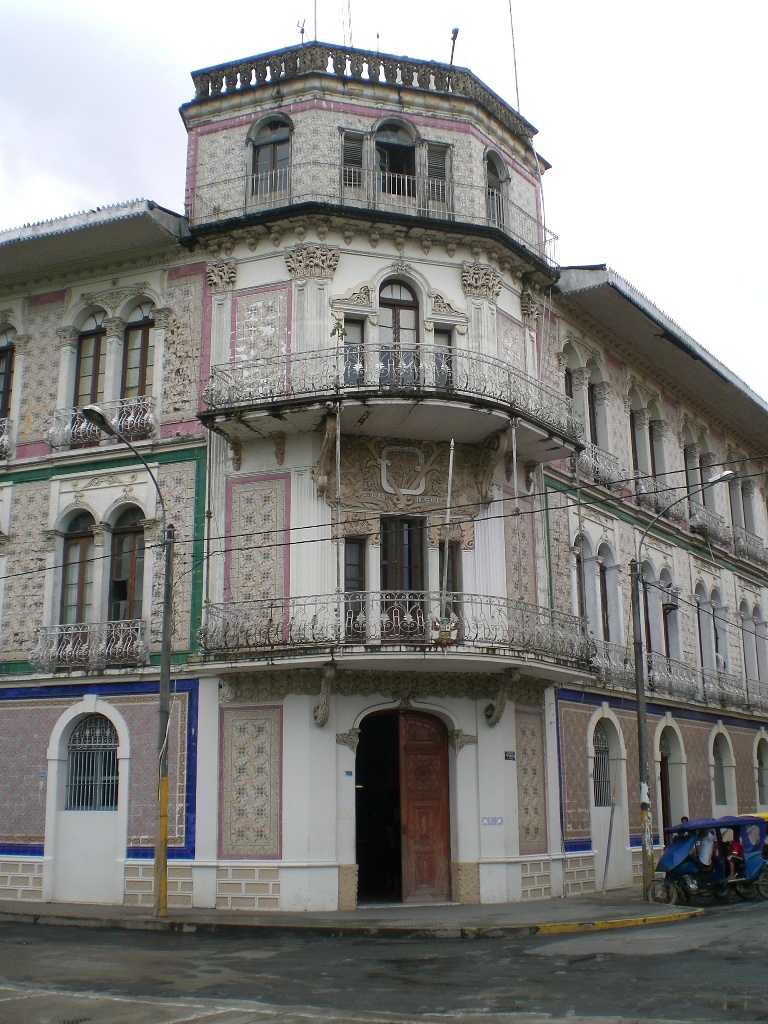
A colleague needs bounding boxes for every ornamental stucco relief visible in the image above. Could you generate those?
[284,244,340,278]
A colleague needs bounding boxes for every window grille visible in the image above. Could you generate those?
[66,714,119,811]
[593,721,611,807]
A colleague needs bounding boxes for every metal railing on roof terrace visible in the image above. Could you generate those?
[187,162,558,268]
[202,343,582,441]
[190,42,535,142]
[197,591,591,666]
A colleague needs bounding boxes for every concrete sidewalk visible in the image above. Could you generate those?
[0,887,702,939]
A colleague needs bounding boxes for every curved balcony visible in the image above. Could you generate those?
[688,499,730,545]
[197,591,591,670]
[201,344,582,454]
[45,397,157,450]
[29,620,149,672]
[733,524,768,565]
[575,444,623,488]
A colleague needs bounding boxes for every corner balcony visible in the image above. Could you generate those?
[688,499,730,545]
[29,620,149,672]
[575,444,623,488]
[197,591,591,672]
[188,162,557,269]
[0,418,12,458]
[201,344,582,456]
[733,525,768,565]
[45,397,157,450]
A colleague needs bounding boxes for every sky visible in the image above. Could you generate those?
[2,0,766,399]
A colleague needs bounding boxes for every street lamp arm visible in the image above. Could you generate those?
[81,405,166,530]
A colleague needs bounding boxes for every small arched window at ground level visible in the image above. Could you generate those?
[713,733,729,805]
[593,721,612,807]
[757,739,768,806]
[66,714,119,810]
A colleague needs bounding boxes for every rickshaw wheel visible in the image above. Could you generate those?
[646,879,678,905]
[755,869,768,900]
[734,880,758,900]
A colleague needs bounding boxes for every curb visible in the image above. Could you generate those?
[0,905,704,940]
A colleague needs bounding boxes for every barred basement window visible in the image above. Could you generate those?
[66,714,119,810]
[593,721,611,807]
[758,739,768,806]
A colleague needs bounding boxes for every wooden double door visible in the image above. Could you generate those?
[355,711,451,903]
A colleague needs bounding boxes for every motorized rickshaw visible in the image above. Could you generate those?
[647,814,768,904]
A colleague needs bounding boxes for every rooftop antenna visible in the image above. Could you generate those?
[314,0,318,40]
[450,27,459,65]
[507,0,520,110]
[297,19,306,42]
[376,31,380,52]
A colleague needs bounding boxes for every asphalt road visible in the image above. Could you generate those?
[1,901,767,1024]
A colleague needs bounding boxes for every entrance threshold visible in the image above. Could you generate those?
[357,900,461,909]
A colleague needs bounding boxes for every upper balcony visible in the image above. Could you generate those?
[44,397,157,451]
[0,418,12,459]
[200,343,582,457]
[197,590,591,675]
[188,162,557,270]
[29,620,149,672]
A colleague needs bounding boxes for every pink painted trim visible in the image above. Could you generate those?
[229,282,292,360]
[14,441,49,458]
[28,289,66,306]
[606,352,623,370]
[224,472,292,606]
[160,418,206,438]
[218,704,283,861]
[169,261,207,280]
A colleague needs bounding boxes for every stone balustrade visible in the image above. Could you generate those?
[29,620,149,672]
[190,43,535,142]
[203,343,581,442]
[45,397,156,450]
[197,591,591,666]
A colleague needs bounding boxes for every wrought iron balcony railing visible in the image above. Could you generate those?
[29,620,149,672]
[688,499,730,545]
[0,417,12,458]
[203,344,582,441]
[187,160,558,268]
[197,590,591,665]
[575,444,623,488]
[733,524,768,565]
[45,397,157,450]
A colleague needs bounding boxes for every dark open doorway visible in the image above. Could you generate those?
[355,710,451,904]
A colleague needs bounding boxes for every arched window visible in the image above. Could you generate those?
[659,569,681,661]
[593,721,611,807]
[122,303,155,401]
[597,542,619,644]
[486,154,505,227]
[66,714,118,811]
[376,122,415,196]
[0,326,15,421]
[711,589,728,672]
[378,281,419,387]
[110,507,145,622]
[74,312,106,412]
[757,738,768,807]
[249,119,291,199]
[61,512,96,626]
[713,733,729,806]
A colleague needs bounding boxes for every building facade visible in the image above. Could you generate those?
[1,43,767,911]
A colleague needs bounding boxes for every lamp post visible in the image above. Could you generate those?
[81,404,174,918]
[632,468,733,899]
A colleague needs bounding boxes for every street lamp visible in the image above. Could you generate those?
[631,468,733,899]
[80,404,175,918]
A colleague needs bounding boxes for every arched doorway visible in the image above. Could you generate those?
[355,710,450,903]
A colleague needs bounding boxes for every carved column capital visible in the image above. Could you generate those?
[336,728,361,751]
[520,289,542,326]
[461,262,502,300]
[56,326,80,350]
[103,316,126,341]
[153,307,173,330]
[593,381,612,403]
[284,243,340,278]
[571,366,590,389]
[206,258,237,292]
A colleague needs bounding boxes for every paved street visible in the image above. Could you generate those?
[1,901,767,1024]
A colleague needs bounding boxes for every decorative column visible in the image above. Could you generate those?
[103,317,126,408]
[55,326,80,411]
[461,262,501,359]
[520,288,542,373]
[285,244,340,356]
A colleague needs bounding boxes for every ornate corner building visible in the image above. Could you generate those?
[1,43,767,912]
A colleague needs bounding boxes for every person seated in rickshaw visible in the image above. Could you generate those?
[726,830,745,880]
